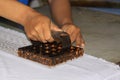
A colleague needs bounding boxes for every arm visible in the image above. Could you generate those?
[0,0,34,26]
[48,0,73,26]
[0,0,61,42]
[49,0,85,47]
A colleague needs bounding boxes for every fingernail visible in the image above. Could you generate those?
[76,44,85,49]
[81,43,85,48]
[43,41,47,43]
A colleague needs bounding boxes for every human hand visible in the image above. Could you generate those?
[24,14,62,43]
[61,24,85,48]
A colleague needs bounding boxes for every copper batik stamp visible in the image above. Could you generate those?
[18,31,84,66]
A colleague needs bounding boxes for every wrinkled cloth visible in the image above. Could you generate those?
[0,26,120,80]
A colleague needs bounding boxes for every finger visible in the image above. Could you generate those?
[76,34,83,48]
[79,32,85,47]
[70,31,78,43]
[42,22,54,42]
[27,33,37,41]
[66,26,77,43]
[46,22,62,42]
[34,25,46,43]
[81,37,85,47]
[26,28,38,41]
[39,29,47,43]
[30,30,38,41]
[76,34,85,48]
[47,36,54,42]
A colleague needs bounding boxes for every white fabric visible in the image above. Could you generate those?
[0,26,120,80]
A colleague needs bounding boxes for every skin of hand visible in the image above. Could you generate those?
[0,0,85,47]
[0,0,62,43]
[24,14,62,43]
[61,24,85,48]
[49,0,85,47]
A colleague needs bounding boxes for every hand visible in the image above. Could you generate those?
[61,24,85,48]
[24,14,62,43]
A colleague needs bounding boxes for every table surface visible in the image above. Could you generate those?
[0,26,120,80]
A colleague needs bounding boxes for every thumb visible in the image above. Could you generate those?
[51,23,63,31]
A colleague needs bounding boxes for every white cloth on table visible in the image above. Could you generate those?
[0,26,120,80]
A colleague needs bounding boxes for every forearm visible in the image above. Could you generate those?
[0,0,40,26]
[49,0,73,26]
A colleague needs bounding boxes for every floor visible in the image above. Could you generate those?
[0,6,120,64]
[72,7,120,63]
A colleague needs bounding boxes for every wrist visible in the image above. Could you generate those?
[20,8,42,27]
[61,23,74,27]
[59,18,73,28]
[60,23,74,29]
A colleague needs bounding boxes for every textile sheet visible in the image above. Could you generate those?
[0,26,120,80]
